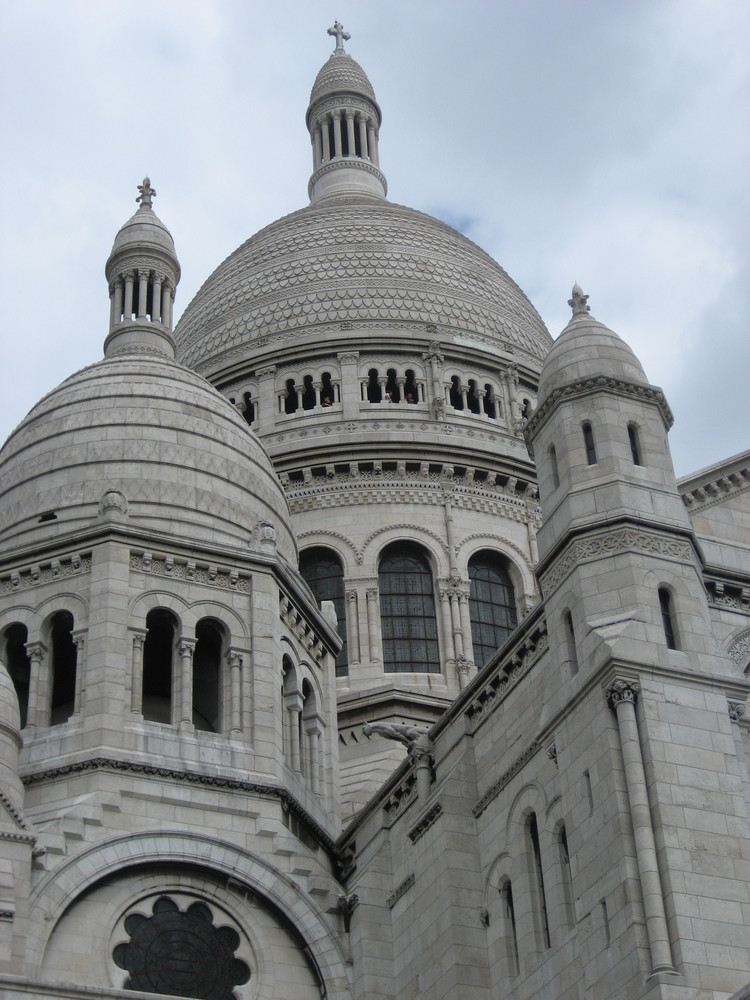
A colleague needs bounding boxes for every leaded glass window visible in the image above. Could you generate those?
[379,543,439,673]
[300,548,348,676]
[468,552,517,667]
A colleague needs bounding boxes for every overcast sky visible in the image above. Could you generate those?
[1,0,747,477]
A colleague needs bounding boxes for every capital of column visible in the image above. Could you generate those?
[131,629,147,650]
[228,650,243,671]
[606,678,641,711]
[409,743,435,769]
[25,641,46,664]
[137,267,150,280]
[366,588,378,601]
[179,639,196,658]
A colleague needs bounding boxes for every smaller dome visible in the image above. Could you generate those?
[105,178,181,285]
[309,52,378,107]
[538,286,648,402]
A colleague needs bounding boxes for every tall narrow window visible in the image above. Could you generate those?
[379,543,439,673]
[483,384,497,418]
[628,423,642,465]
[3,623,30,728]
[284,378,298,414]
[558,825,575,926]
[404,370,418,403]
[449,376,463,410]
[467,379,481,414]
[549,444,560,488]
[502,880,520,976]
[385,368,400,403]
[50,611,77,725]
[142,609,177,723]
[242,391,255,425]
[302,374,316,410]
[583,422,597,465]
[564,610,578,675]
[658,587,677,649]
[193,618,222,732]
[320,371,334,406]
[366,368,382,403]
[528,814,551,949]
[468,552,517,667]
[300,547,348,676]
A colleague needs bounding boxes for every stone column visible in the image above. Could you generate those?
[439,587,456,665]
[366,588,380,662]
[72,630,85,716]
[137,269,149,319]
[25,641,48,729]
[357,114,368,159]
[306,719,322,794]
[123,272,135,320]
[130,630,146,714]
[313,125,322,168]
[113,277,123,324]
[346,590,360,665]
[332,112,343,157]
[179,639,196,730]
[410,742,434,802]
[606,679,675,975]
[160,280,171,330]
[288,701,302,774]
[345,110,356,156]
[369,124,380,166]
[229,650,242,736]
[321,115,331,161]
[458,587,475,668]
[152,273,163,323]
[108,281,116,327]
[255,366,276,434]
[728,700,749,817]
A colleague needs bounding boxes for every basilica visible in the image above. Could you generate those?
[0,24,748,1000]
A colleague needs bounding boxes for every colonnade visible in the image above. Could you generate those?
[109,269,175,329]
[311,110,380,170]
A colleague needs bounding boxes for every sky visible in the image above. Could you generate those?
[0,0,747,477]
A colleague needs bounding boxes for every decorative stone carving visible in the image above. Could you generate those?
[98,488,128,518]
[605,678,641,710]
[728,700,747,723]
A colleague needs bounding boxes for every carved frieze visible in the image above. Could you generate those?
[129,553,249,593]
[1,553,90,594]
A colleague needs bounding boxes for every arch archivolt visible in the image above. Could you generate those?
[297,531,358,573]
[0,603,37,634]
[26,831,352,999]
[506,781,547,843]
[361,523,450,575]
[129,590,190,627]
[181,599,248,645]
[34,592,89,628]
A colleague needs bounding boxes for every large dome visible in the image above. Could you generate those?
[0,354,295,560]
[174,198,552,374]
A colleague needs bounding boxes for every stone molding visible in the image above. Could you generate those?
[129,552,249,593]
[279,592,326,664]
[308,158,387,199]
[680,462,750,514]
[473,739,543,819]
[540,525,695,598]
[21,756,336,853]
[728,628,750,667]
[1,552,90,594]
[524,375,673,450]
[709,582,750,615]
[408,802,443,844]
[383,772,417,825]
[387,873,415,909]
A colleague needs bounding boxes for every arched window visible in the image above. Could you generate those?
[468,552,517,667]
[284,378,298,414]
[583,422,597,465]
[385,368,400,403]
[3,623,30,728]
[521,398,532,419]
[628,422,642,465]
[320,371,334,406]
[302,374,316,410]
[549,444,560,488]
[49,611,77,725]
[299,548,348,676]
[404,369,418,403]
[193,618,223,732]
[467,379,481,414]
[449,376,463,410]
[500,879,520,977]
[379,543,439,673]
[563,610,578,675]
[142,608,177,724]
[527,813,551,949]
[658,587,677,649]
[558,824,575,927]
[366,368,382,403]
[242,391,255,425]
[483,384,497,418]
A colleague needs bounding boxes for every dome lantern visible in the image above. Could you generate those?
[306,23,387,203]
[104,178,181,359]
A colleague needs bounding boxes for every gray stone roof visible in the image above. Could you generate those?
[309,51,377,105]
[174,198,552,372]
[0,354,295,559]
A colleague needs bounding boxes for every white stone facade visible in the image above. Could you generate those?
[0,26,748,1000]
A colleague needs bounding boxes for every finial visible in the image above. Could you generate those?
[327,20,350,53]
[136,177,156,209]
[568,283,590,317]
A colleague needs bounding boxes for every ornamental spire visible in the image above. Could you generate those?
[136,177,156,209]
[327,20,350,53]
[568,283,590,317]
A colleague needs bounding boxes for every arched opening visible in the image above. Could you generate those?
[284,378,298,414]
[49,611,77,725]
[193,618,223,732]
[658,587,678,649]
[583,421,597,465]
[320,371,334,407]
[483,384,497,418]
[385,368,400,403]
[563,610,578,675]
[366,368,382,403]
[302,374,316,411]
[468,552,518,667]
[3,622,30,728]
[404,369,418,403]
[628,422,642,465]
[467,379,480,414]
[527,813,551,950]
[521,398,532,420]
[449,376,463,410]
[379,542,439,673]
[549,444,560,488]
[299,548,348,676]
[142,608,177,724]
[500,879,520,977]
[242,391,255,425]
[558,824,575,927]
